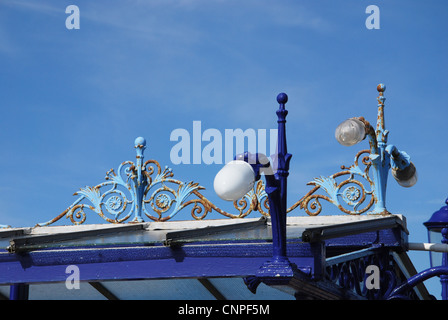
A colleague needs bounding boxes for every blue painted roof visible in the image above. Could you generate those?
[0,214,430,300]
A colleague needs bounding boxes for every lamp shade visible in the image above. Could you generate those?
[214,160,255,201]
[391,162,418,188]
[335,118,366,147]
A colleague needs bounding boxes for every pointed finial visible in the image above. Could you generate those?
[375,84,388,144]
[276,92,289,119]
[134,136,146,148]
[377,83,386,105]
[134,137,146,158]
[277,92,288,105]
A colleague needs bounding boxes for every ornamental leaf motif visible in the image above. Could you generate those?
[37,140,271,226]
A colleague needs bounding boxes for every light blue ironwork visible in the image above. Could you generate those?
[37,137,209,225]
[38,137,272,226]
[300,84,416,215]
[2,84,415,228]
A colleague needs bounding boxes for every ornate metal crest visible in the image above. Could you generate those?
[1,84,413,228]
[37,137,270,226]
[37,136,380,226]
[296,149,376,216]
[289,84,415,216]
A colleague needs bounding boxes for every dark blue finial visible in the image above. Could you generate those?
[277,93,288,105]
[424,197,448,230]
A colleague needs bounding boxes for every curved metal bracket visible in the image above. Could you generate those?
[387,266,448,300]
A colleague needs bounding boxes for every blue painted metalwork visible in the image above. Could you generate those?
[38,138,272,226]
[0,84,415,229]
[0,213,416,299]
[230,93,298,286]
[271,92,292,266]
[0,87,429,300]
[386,198,448,300]
[299,84,416,216]
[424,198,448,231]
[388,267,448,300]
[326,248,406,300]
[440,228,448,300]
[211,91,416,298]
[421,201,448,300]
[9,283,29,300]
[0,240,320,285]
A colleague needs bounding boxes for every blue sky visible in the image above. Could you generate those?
[1,0,448,298]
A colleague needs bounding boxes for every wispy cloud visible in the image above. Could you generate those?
[251,1,332,32]
[1,0,60,16]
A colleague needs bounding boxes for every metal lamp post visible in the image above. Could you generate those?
[334,84,417,214]
[388,198,448,300]
[423,199,448,300]
[214,93,297,284]
[213,85,419,292]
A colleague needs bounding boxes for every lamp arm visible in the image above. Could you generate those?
[356,117,379,155]
[234,152,278,189]
[234,152,289,261]
[385,144,411,170]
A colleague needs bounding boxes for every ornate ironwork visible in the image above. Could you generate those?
[290,84,415,216]
[38,137,270,226]
[296,149,376,216]
[1,84,413,227]
[325,250,418,300]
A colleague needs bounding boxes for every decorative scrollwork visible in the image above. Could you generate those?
[325,251,418,300]
[106,195,123,211]
[343,186,361,203]
[38,138,272,226]
[36,138,387,226]
[290,149,377,216]
[67,204,88,225]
